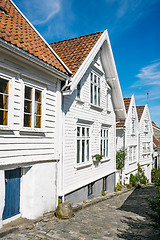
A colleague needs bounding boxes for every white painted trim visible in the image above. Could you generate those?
[2,214,21,225]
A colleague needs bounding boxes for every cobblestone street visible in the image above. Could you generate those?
[0,185,159,240]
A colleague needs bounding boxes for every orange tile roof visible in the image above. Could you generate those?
[153,135,160,147]
[50,31,103,76]
[152,121,160,130]
[124,98,131,113]
[116,119,125,127]
[0,0,68,75]
[136,106,145,121]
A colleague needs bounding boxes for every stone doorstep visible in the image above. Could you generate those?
[0,188,133,238]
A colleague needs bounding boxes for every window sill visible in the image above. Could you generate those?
[106,109,111,113]
[142,153,151,156]
[128,161,137,165]
[20,128,45,134]
[75,98,84,104]
[0,126,13,132]
[74,162,92,170]
[90,104,103,111]
[101,158,110,163]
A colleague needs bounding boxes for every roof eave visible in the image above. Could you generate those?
[0,39,68,80]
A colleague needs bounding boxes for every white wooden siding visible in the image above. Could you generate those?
[0,53,58,167]
[63,52,116,195]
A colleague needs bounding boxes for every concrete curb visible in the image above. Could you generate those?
[72,188,133,212]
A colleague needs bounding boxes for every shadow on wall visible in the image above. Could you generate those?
[117,185,159,239]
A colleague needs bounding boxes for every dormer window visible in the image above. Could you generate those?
[90,72,100,106]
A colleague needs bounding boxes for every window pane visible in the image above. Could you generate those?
[0,79,8,94]
[87,140,89,161]
[35,102,41,115]
[104,130,105,137]
[82,140,85,162]
[98,87,100,106]
[34,115,41,128]
[24,114,31,127]
[35,90,41,102]
[87,128,89,137]
[0,94,8,109]
[24,100,32,113]
[91,72,93,82]
[77,82,81,98]
[106,139,108,157]
[101,129,102,137]
[106,130,108,137]
[0,110,8,125]
[103,140,106,157]
[94,85,97,105]
[34,90,42,128]
[98,77,100,86]
[90,83,93,103]
[77,140,80,163]
[82,127,85,136]
[77,127,80,136]
[94,75,97,83]
[25,86,32,100]
[100,139,102,155]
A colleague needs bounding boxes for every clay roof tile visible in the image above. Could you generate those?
[0,0,69,75]
[136,106,145,121]
[50,31,103,76]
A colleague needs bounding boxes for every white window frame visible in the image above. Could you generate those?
[76,80,81,99]
[129,146,136,163]
[0,75,13,131]
[142,142,150,154]
[21,82,44,132]
[144,120,149,132]
[131,118,135,134]
[90,71,101,107]
[76,124,90,165]
[100,127,109,159]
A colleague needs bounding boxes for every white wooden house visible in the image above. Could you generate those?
[152,122,160,168]
[50,30,125,204]
[0,0,71,227]
[136,105,153,181]
[116,95,139,184]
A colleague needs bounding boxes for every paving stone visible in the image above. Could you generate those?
[0,185,159,239]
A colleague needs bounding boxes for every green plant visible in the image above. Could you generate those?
[101,190,106,196]
[92,154,103,161]
[116,148,127,172]
[148,170,160,230]
[135,164,147,185]
[58,199,62,205]
[125,183,132,189]
[116,182,122,191]
[151,168,160,183]
[130,174,137,187]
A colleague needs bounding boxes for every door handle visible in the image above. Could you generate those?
[5,178,8,183]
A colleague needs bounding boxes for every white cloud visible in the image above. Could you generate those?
[116,0,128,19]
[22,0,61,25]
[132,62,160,88]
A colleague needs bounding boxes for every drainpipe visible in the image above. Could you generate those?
[61,94,65,202]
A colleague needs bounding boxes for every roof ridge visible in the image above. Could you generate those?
[50,31,104,44]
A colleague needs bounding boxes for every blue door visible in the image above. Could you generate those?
[3,168,21,220]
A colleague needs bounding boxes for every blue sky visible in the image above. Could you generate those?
[13,0,160,126]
